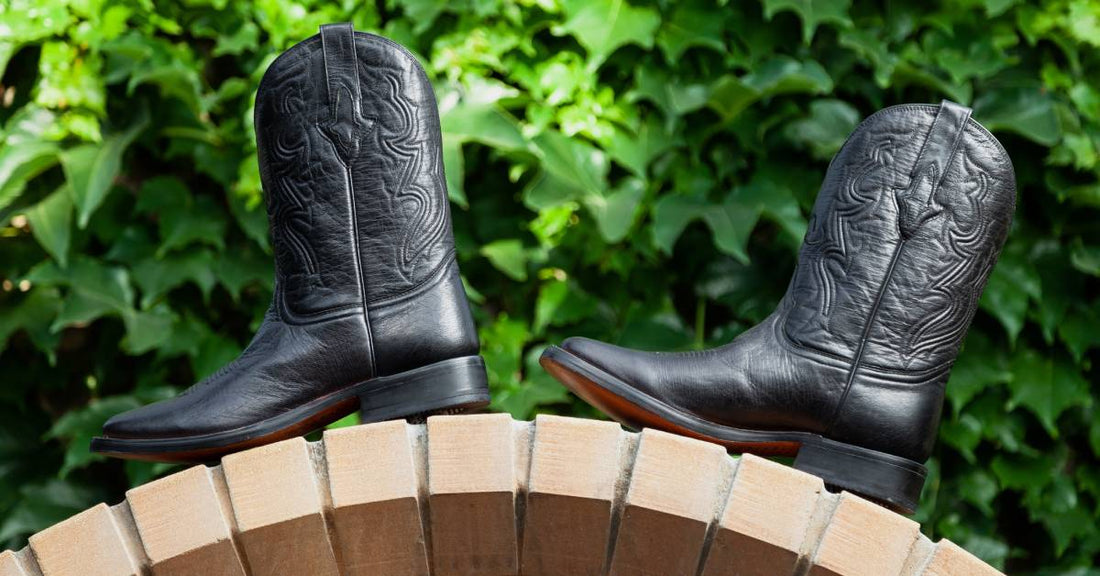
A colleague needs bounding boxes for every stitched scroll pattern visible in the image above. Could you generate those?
[780,127,911,360]
[356,61,451,299]
[266,74,320,285]
[884,141,1010,369]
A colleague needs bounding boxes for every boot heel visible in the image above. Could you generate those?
[792,438,927,514]
[357,356,491,423]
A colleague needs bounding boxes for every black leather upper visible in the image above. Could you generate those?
[563,101,1015,463]
[101,24,478,439]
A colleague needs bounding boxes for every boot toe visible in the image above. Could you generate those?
[560,337,661,394]
[101,398,189,439]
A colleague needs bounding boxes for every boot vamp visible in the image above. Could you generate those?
[102,311,373,439]
[562,315,847,434]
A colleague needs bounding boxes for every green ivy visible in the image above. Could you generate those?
[1,0,1098,571]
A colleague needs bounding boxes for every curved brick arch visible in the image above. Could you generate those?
[1,415,999,576]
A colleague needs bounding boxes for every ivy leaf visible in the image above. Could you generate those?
[955,469,999,517]
[982,0,1019,17]
[120,306,174,355]
[481,239,528,281]
[742,56,834,98]
[991,452,1057,493]
[212,20,259,56]
[760,0,853,44]
[652,194,760,263]
[442,140,467,208]
[606,115,676,177]
[1069,242,1100,276]
[947,333,1011,414]
[733,165,808,245]
[652,195,709,255]
[0,0,72,46]
[925,30,1015,85]
[440,97,528,208]
[441,99,527,153]
[657,0,727,61]
[892,62,973,105]
[631,67,711,124]
[0,480,102,545]
[973,85,1061,146]
[706,75,761,122]
[157,195,227,257]
[940,413,983,463]
[215,246,273,301]
[395,0,448,33]
[131,250,218,308]
[979,245,1040,343]
[583,176,645,243]
[493,347,571,419]
[28,257,134,326]
[480,314,530,390]
[1058,303,1100,362]
[1007,350,1091,438]
[25,257,159,356]
[839,28,898,87]
[46,396,142,477]
[1067,0,1100,47]
[554,0,662,68]
[702,197,761,263]
[136,177,227,257]
[524,130,608,210]
[0,288,62,356]
[1041,506,1095,557]
[61,112,149,228]
[533,279,598,335]
[783,99,860,160]
[0,141,60,214]
[35,42,106,115]
[26,187,73,267]
[1033,249,1083,343]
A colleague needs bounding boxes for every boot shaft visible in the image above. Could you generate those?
[255,25,456,318]
[782,102,1015,376]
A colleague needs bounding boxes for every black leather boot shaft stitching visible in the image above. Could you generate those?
[91,24,488,462]
[541,101,1015,513]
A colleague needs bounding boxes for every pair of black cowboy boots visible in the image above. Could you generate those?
[93,24,1015,514]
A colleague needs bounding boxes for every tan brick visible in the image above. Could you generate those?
[809,493,921,576]
[921,540,1003,576]
[610,429,729,576]
[427,413,517,576]
[221,438,338,576]
[29,503,138,576]
[702,454,824,576]
[126,464,245,576]
[0,551,27,576]
[324,420,428,576]
[523,415,624,576]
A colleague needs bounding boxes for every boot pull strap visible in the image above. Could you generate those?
[318,23,369,162]
[896,100,972,238]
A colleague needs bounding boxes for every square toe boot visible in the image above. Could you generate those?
[541,101,1015,513]
[91,23,488,462]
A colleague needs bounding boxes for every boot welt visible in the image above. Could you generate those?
[90,355,490,463]
[540,346,926,514]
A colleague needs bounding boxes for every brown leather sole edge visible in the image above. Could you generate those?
[539,345,926,514]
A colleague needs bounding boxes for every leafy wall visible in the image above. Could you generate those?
[1,0,1099,572]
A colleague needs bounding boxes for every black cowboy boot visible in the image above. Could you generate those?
[541,101,1014,513]
[92,24,488,462]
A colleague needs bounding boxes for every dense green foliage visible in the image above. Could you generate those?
[1,0,1098,571]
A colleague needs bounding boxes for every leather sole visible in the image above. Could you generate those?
[90,355,490,463]
[539,345,926,514]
